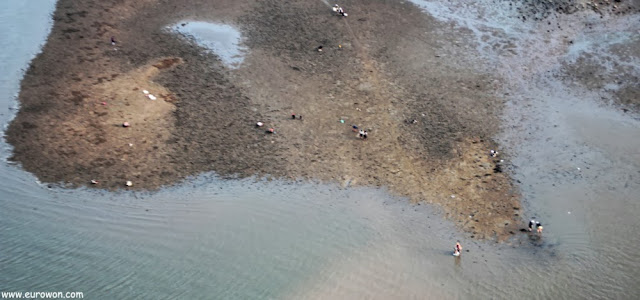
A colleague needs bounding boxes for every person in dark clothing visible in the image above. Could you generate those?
[529,218,541,231]
[529,218,536,231]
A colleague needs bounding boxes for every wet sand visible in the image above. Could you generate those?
[6,0,639,240]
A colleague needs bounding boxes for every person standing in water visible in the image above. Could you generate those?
[453,242,462,256]
[529,218,537,231]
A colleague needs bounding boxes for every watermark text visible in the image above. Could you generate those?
[1,291,83,299]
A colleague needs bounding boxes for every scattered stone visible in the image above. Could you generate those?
[123,122,130,127]
[126,181,133,187]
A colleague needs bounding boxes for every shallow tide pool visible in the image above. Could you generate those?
[169,21,246,68]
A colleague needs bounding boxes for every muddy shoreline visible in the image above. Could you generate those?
[6,0,638,240]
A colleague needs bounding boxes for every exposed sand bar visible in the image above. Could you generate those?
[6,0,639,239]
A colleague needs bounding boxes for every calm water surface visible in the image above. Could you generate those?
[1,1,639,299]
[169,21,247,68]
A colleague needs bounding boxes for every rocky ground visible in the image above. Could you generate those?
[6,0,638,240]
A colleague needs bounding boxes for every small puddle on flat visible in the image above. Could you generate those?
[170,21,246,68]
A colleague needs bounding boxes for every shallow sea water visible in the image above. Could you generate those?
[1,1,639,299]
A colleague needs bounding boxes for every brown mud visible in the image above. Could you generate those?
[512,0,640,20]
[11,0,636,240]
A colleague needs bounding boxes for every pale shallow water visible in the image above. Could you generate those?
[410,0,640,298]
[169,21,247,68]
[1,1,639,299]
